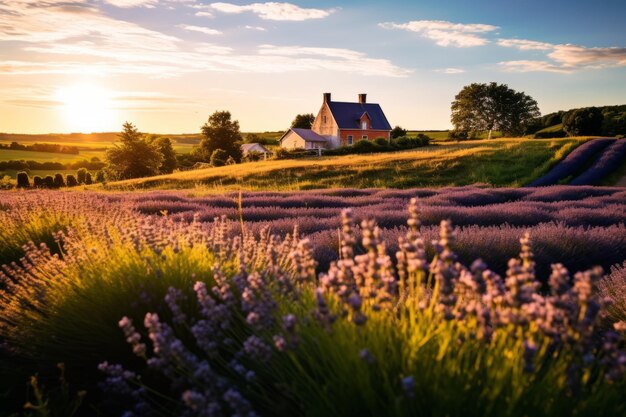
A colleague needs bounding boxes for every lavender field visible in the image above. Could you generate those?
[1,187,625,416]
[121,186,626,276]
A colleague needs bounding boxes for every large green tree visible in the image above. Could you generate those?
[105,122,163,180]
[194,111,243,162]
[451,82,540,139]
[291,113,315,129]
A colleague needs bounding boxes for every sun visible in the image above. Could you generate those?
[56,83,117,133]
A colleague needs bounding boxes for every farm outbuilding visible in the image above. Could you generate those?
[241,143,271,156]
[279,128,328,150]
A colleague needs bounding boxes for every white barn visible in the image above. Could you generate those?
[279,128,328,150]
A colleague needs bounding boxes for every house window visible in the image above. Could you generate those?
[361,121,367,129]
[362,135,368,141]
[347,135,353,145]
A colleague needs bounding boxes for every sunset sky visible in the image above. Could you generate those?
[1,0,626,134]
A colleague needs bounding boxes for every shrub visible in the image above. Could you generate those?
[66,175,78,187]
[448,130,469,140]
[0,175,13,190]
[390,125,408,139]
[33,176,43,188]
[44,175,54,188]
[534,129,566,139]
[85,172,93,185]
[95,170,106,183]
[77,168,87,184]
[599,262,626,325]
[351,139,381,153]
[374,137,389,146]
[210,149,228,166]
[16,171,30,188]
[53,173,66,188]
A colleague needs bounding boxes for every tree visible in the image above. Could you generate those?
[105,122,163,180]
[148,136,178,174]
[391,126,408,139]
[16,172,30,188]
[210,149,228,167]
[53,173,65,188]
[291,113,315,129]
[66,175,78,187]
[194,111,243,163]
[77,168,87,184]
[85,172,93,185]
[562,107,603,136]
[451,82,540,139]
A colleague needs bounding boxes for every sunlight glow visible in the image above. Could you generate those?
[56,84,117,133]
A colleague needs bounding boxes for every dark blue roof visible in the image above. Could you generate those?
[327,101,391,130]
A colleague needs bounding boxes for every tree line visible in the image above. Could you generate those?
[0,142,80,154]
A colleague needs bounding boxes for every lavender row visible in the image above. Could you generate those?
[527,139,615,186]
[570,139,626,185]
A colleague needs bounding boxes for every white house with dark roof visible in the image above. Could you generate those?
[280,93,392,150]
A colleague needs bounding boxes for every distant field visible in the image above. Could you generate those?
[101,137,592,191]
[408,130,505,141]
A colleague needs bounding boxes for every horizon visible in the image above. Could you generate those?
[2,0,626,134]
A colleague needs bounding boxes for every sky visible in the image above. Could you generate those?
[1,0,626,134]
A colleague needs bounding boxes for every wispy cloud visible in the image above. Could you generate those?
[194,11,214,17]
[498,38,626,72]
[497,38,553,50]
[210,2,334,21]
[245,25,266,31]
[435,67,465,74]
[379,20,498,47]
[102,0,158,8]
[499,60,572,74]
[178,24,222,35]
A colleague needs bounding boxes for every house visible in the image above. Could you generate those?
[241,142,271,157]
[280,93,392,150]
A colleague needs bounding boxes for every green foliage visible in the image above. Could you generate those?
[66,175,78,187]
[0,175,14,189]
[44,176,54,188]
[53,173,65,188]
[84,172,93,185]
[391,125,408,139]
[290,113,315,129]
[195,111,243,163]
[210,149,228,166]
[16,171,30,188]
[76,168,87,184]
[95,170,105,183]
[534,124,567,139]
[562,107,604,136]
[373,137,389,146]
[148,136,178,174]
[451,82,540,139]
[21,364,86,417]
[105,122,163,180]
[32,176,43,188]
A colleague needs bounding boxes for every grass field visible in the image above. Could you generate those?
[102,137,590,191]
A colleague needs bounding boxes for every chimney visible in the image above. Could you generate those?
[358,93,367,104]
[323,92,331,103]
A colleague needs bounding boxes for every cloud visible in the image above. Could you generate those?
[210,2,334,21]
[102,0,159,8]
[435,67,465,74]
[497,38,553,50]
[379,20,498,47]
[498,60,572,73]
[498,40,626,72]
[245,25,266,31]
[194,11,214,17]
[178,24,222,35]
[0,0,409,79]
[548,44,626,68]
